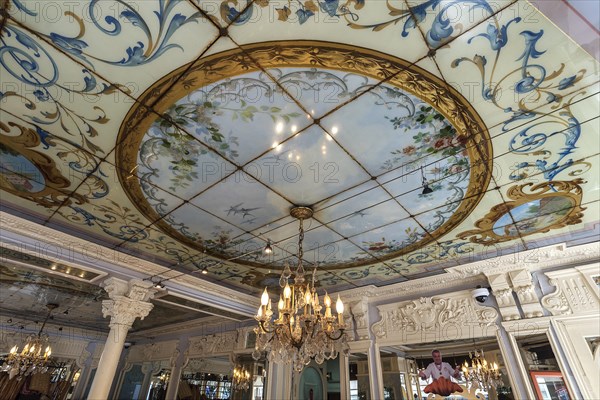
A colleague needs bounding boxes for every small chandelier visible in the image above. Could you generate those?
[461,349,502,391]
[2,304,57,380]
[157,369,170,388]
[232,364,251,391]
[253,206,348,372]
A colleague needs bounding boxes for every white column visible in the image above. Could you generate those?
[165,338,189,400]
[368,343,383,400]
[339,353,350,400]
[88,278,157,400]
[265,361,292,400]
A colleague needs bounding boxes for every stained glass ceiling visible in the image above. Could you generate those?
[0,0,598,296]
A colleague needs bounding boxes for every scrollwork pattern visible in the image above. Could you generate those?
[215,0,496,50]
[12,0,205,67]
[451,17,587,182]
[0,24,124,155]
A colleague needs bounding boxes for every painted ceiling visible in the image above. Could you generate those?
[0,0,598,296]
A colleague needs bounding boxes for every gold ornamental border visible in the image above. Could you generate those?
[0,121,85,208]
[116,41,492,270]
[458,179,586,245]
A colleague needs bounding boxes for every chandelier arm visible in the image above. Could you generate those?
[258,320,276,334]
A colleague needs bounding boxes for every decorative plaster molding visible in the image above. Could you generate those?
[143,344,162,362]
[541,279,573,315]
[339,243,599,302]
[102,277,131,298]
[346,298,369,341]
[452,243,600,277]
[486,272,520,321]
[541,264,600,316]
[492,288,514,307]
[188,332,238,357]
[90,344,104,369]
[372,291,499,344]
[182,349,191,370]
[509,269,544,319]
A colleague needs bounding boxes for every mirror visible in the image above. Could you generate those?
[117,363,145,400]
[298,363,324,400]
[181,357,232,399]
[515,333,571,400]
[231,355,265,400]
[380,337,513,400]
[349,353,370,400]
[379,351,406,400]
[179,356,265,400]
[325,356,341,400]
[147,368,171,400]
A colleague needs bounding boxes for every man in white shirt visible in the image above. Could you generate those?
[418,350,460,381]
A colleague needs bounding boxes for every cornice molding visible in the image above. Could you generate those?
[452,243,600,276]
[0,211,258,313]
[3,212,598,311]
[340,243,600,301]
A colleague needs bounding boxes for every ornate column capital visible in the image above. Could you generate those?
[101,278,158,329]
[102,297,154,329]
[102,277,157,302]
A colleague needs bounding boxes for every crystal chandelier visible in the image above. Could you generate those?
[232,364,251,391]
[253,206,348,372]
[461,349,502,391]
[2,304,57,380]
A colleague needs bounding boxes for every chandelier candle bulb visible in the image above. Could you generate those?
[336,295,344,325]
[324,293,332,318]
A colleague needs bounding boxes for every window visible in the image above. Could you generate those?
[350,380,359,400]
